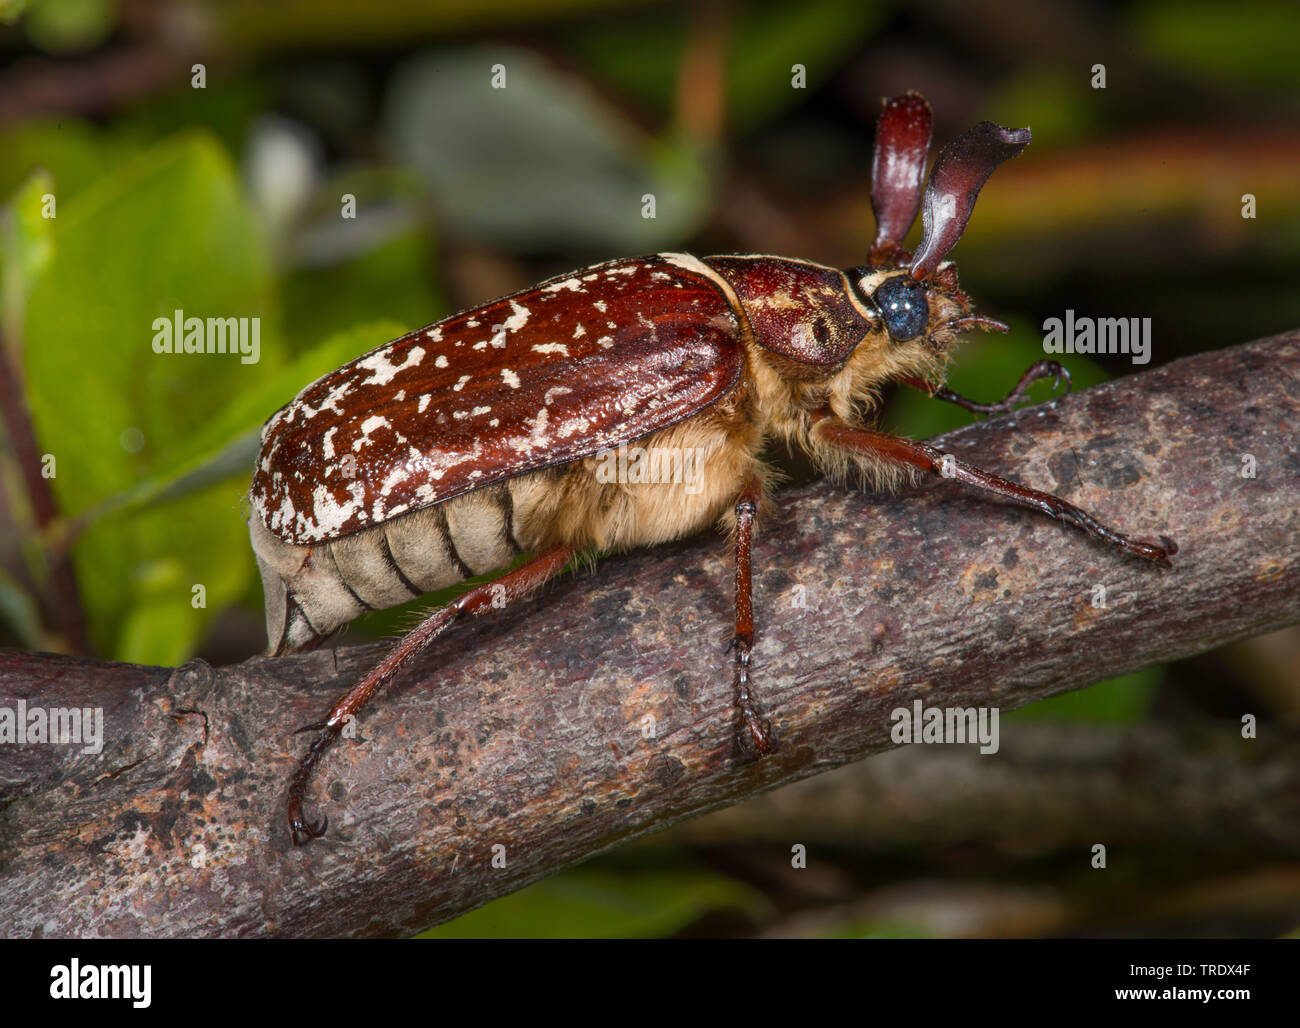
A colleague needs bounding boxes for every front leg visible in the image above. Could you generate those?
[901,359,1072,415]
[730,476,776,757]
[811,413,1176,566]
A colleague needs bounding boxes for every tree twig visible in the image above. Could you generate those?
[1,333,1298,938]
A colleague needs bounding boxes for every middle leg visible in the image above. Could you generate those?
[730,475,776,757]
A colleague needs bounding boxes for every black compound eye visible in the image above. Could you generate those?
[874,275,929,342]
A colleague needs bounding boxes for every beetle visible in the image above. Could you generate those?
[250,93,1176,844]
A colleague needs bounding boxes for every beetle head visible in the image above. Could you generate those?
[853,92,1030,353]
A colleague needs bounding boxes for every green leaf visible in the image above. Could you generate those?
[23,0,117,54]
[282,232,442,355]
[22,130,277,662]
[1,168,56,340]
[1006,667,1164,724]
[417,867,761,939]
[0,120,143,210]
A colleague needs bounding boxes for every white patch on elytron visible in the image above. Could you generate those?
[302,379,353,420]
[308,480,367,539]
[541,276,584,294]
[380,466,410,496]
[356,345,424,388]
[557,414,591,439]
[526,406,549,443]
[500,368,520,389]
[503,300,530,332]
[531,343,569,356]
[352,414,390,452]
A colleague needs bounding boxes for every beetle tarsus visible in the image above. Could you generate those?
[736,707,777,760]
[731,639,777,758]
[290,812,328,846]
[288,723,341,845]
[927,359,1073,416]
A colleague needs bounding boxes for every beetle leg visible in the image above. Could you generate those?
[811,413,1177,566]
[288,543,575,845]
[730,476,777,758]
[900,359,1071,415]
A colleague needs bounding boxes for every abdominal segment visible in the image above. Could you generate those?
[251,482,524,655]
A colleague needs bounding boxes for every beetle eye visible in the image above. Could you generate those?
[874,275,929,342]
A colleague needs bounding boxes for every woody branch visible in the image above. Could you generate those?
[1,333,1298,937]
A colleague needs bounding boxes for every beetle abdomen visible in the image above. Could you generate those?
[253,481,527,655]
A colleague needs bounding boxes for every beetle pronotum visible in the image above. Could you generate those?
[250,93,1176,844]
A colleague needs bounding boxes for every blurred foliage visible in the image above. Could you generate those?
[21,134,276,662]
[416,864,764,939]
[0,0,1296,938]
[384,46,712,253]
[1005,667,1162,724]
[563,0,884,131]
[21,0,116,54]
[1133,0,1300,88]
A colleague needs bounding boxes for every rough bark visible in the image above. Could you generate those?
[1,333,1298,938]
